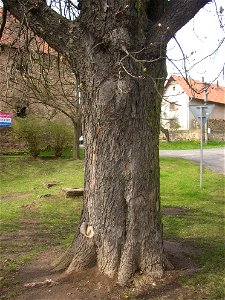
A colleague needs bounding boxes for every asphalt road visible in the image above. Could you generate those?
[159,147,225,175]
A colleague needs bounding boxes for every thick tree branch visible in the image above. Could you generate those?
[0,2,7,40]
[149,0,212,44]
[2,0,81,58]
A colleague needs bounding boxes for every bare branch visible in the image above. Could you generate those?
[2,0,81,58]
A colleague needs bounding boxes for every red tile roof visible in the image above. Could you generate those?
[166,75,225,105]
[0,8,55,55]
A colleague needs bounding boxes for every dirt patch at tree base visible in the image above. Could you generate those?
[1,240,204,300]
[0,204,204,299]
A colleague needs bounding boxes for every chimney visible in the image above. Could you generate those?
[202,77,204,83]
[216,80,219,88]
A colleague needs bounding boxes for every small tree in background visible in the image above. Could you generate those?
[13,116,45,158]
[47,120,73,158]
[14,117,74,158]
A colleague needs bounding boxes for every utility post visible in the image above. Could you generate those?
[204,87,209,144]
[189,104,215,188]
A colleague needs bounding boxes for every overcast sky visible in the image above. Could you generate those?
[167,0,225,85]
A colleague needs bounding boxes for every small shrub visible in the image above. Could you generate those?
[13,116,46,158]
[46,121,73,158]
[13,117,73,158]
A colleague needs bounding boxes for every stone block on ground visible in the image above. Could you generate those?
[43,182,59,188]
[62,188,84,198]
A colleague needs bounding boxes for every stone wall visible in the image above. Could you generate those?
[160,119,225,142]
[208,119,225,131]
[168,130,200,141]
[160,129,225,142]
[208,131,225,142]
[0,127,26,153]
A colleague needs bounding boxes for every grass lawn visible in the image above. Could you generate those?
[0,155,224,299]
[159,140,225,150]
[160,158,225,299]
[5,141,224,159]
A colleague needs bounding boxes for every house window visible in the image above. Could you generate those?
[173,86,176,91]
[169,102,177,111]
[16,106,27,118]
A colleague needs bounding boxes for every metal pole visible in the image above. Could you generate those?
[204,89,209,144]
[200,107,203,189]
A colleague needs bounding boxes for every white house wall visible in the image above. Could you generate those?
[162,81,190,130]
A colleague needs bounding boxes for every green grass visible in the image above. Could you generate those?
[159,140,225,150]
[160,158,225,299]
[0,156,84,195]
[161,158,224,247]
[0,155,224,299]
[1,147,85,159]
[39,147,85,159]
[0,156,84,297]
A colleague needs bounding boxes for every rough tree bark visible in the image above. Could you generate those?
[3,0,211,284]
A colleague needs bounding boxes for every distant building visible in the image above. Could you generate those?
[0,8,77,153]
[0,7,75,119]
[162,75,225,130]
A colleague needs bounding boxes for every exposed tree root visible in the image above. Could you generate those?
[52,234,96,273]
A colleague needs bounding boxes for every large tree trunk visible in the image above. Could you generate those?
[54,2,168,284]
[57,36,167,284]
